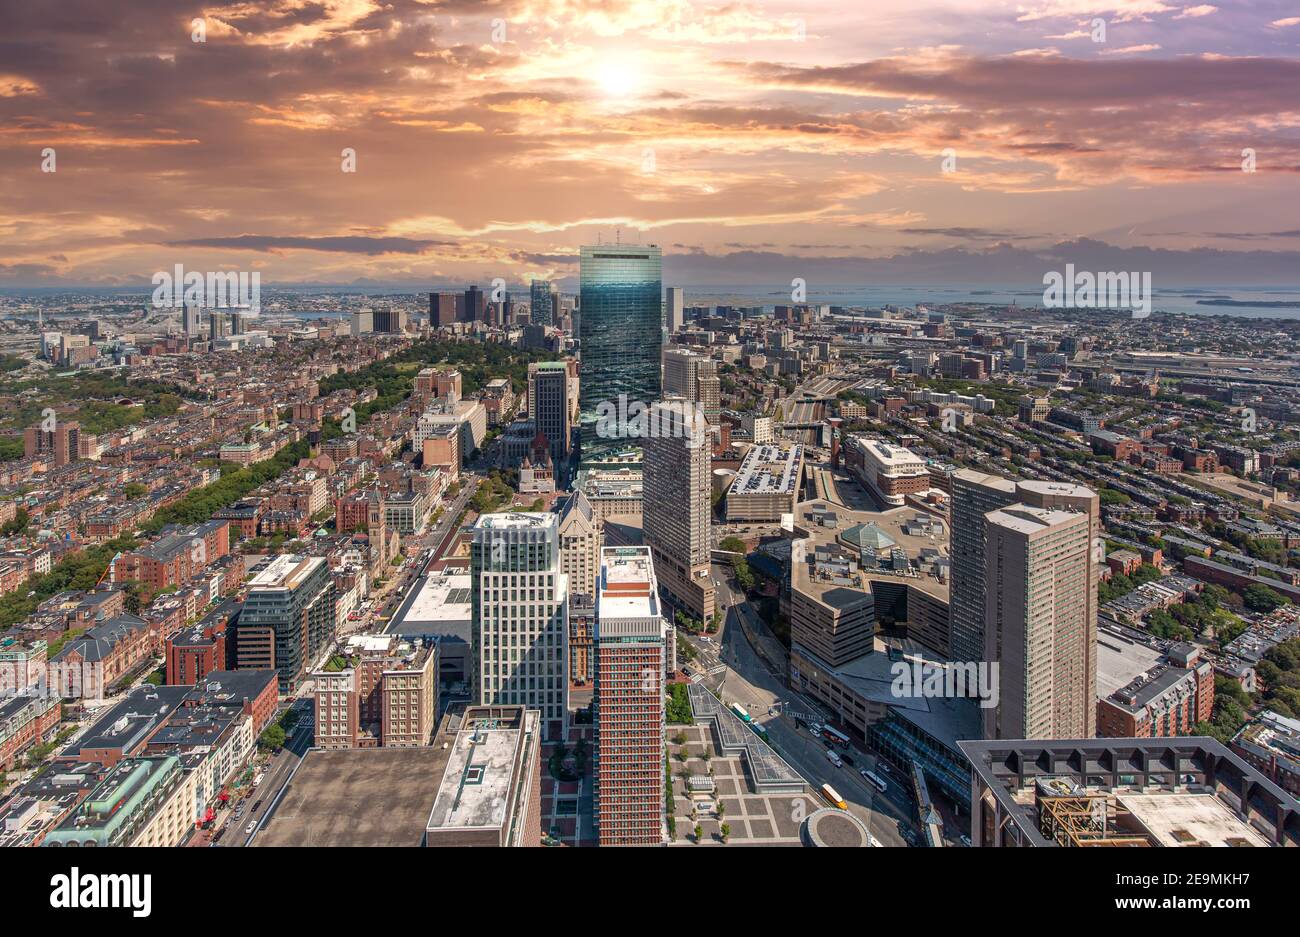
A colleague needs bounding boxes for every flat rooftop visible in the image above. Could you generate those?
[254,747,451,847]
[426,713,531,834]
[1117,792,1270,847]
[732,443,803,495]
[392,572,472,627]
[1096,628,1165,699]
[475,511,555,530]
[248,554,324,590]
[793,502,950,603]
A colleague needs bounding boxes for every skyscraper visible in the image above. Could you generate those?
[181,302,202,339]
[464,284,486,323]
[642,398,715,624]
[530,279,553,327]
[594,545,668,846]
[528,360,571,466]
[665,286,684,333]
[662,348,721,423]
[578,243,663,460]
[982,503,1093,740]
[429,292,458,327]
[470,513,569,741]
[949,469,1018,663]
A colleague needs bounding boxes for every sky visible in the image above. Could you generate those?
[0,0,1298,289]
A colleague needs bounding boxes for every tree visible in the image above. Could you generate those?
[733,557,755,592]
[1244,583,1289,613]
[720,823,730,843]
[259,724,286,751]
[719,536,747,554]
[693,823,703,843]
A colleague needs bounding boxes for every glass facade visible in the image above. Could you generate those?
[578,244,662,460]
[529,279,553,327]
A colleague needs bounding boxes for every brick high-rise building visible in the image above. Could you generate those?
[24,419,81,467]
[594,546,668,846]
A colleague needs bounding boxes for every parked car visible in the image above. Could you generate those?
[245,822,257,836]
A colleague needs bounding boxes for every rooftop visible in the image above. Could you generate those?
[247,554,324,591]
[254,747,452,847]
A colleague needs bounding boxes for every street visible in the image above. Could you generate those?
[680,568,914,847]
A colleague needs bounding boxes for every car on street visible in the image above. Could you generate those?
[245,821,257,835]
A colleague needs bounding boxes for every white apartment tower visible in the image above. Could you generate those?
[471,512,569,741]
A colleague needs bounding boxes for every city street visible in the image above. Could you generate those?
[681,569,913,847]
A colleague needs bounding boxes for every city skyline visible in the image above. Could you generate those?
[1,1,1299,288]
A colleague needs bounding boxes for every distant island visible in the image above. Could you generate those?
[1196,299,1300,308]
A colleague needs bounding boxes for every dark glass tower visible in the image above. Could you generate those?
[530,279,553,327]
[578,244,662,461]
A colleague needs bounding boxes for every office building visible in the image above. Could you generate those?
[530,279,553,327]
[351,308,373,336]
[424,705,543,847]
[843,437,929,508]
[983,503,1092,740]
[960,737,1299,847]
[661,347,721,422]
[594,546,668,846]
[578,244,663,460]
[464,284,486,322]
[528,360,571,465]
[372,306,407,334]
[642,398,715,624]
[471,513,569,740]
[665,286,684,333]
[237,554,336,692]
[557,490,601,599]
[429,292,459,327]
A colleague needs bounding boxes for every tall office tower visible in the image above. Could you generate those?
[528,360,571,465]
[982,504,1093,740]
[594,546,668,846]
[238,554,336,692]
[464,284,486,323]
[208,310,229,340]
[470,513,569,741]
[372,306,407,333]
[642,398,715,624]
[181,302,202,338]
[558,491,601,598]
[351,308,373,336]
[948,469,1018,663]
[665,286,684,333]
[429,292,458,328]
[24,420,81,467]
[578,243,663,460]
[230,310,248,335]
[530,279,553,327]
[661,348,721,422]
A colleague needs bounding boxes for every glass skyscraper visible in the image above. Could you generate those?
[530,279,553,327]
[578,243,662,460]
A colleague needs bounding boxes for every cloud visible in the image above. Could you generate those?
[164,235,458,255]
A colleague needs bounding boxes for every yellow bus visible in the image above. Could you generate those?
[820,783,847,810]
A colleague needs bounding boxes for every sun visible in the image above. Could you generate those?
[594,57,643,99]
